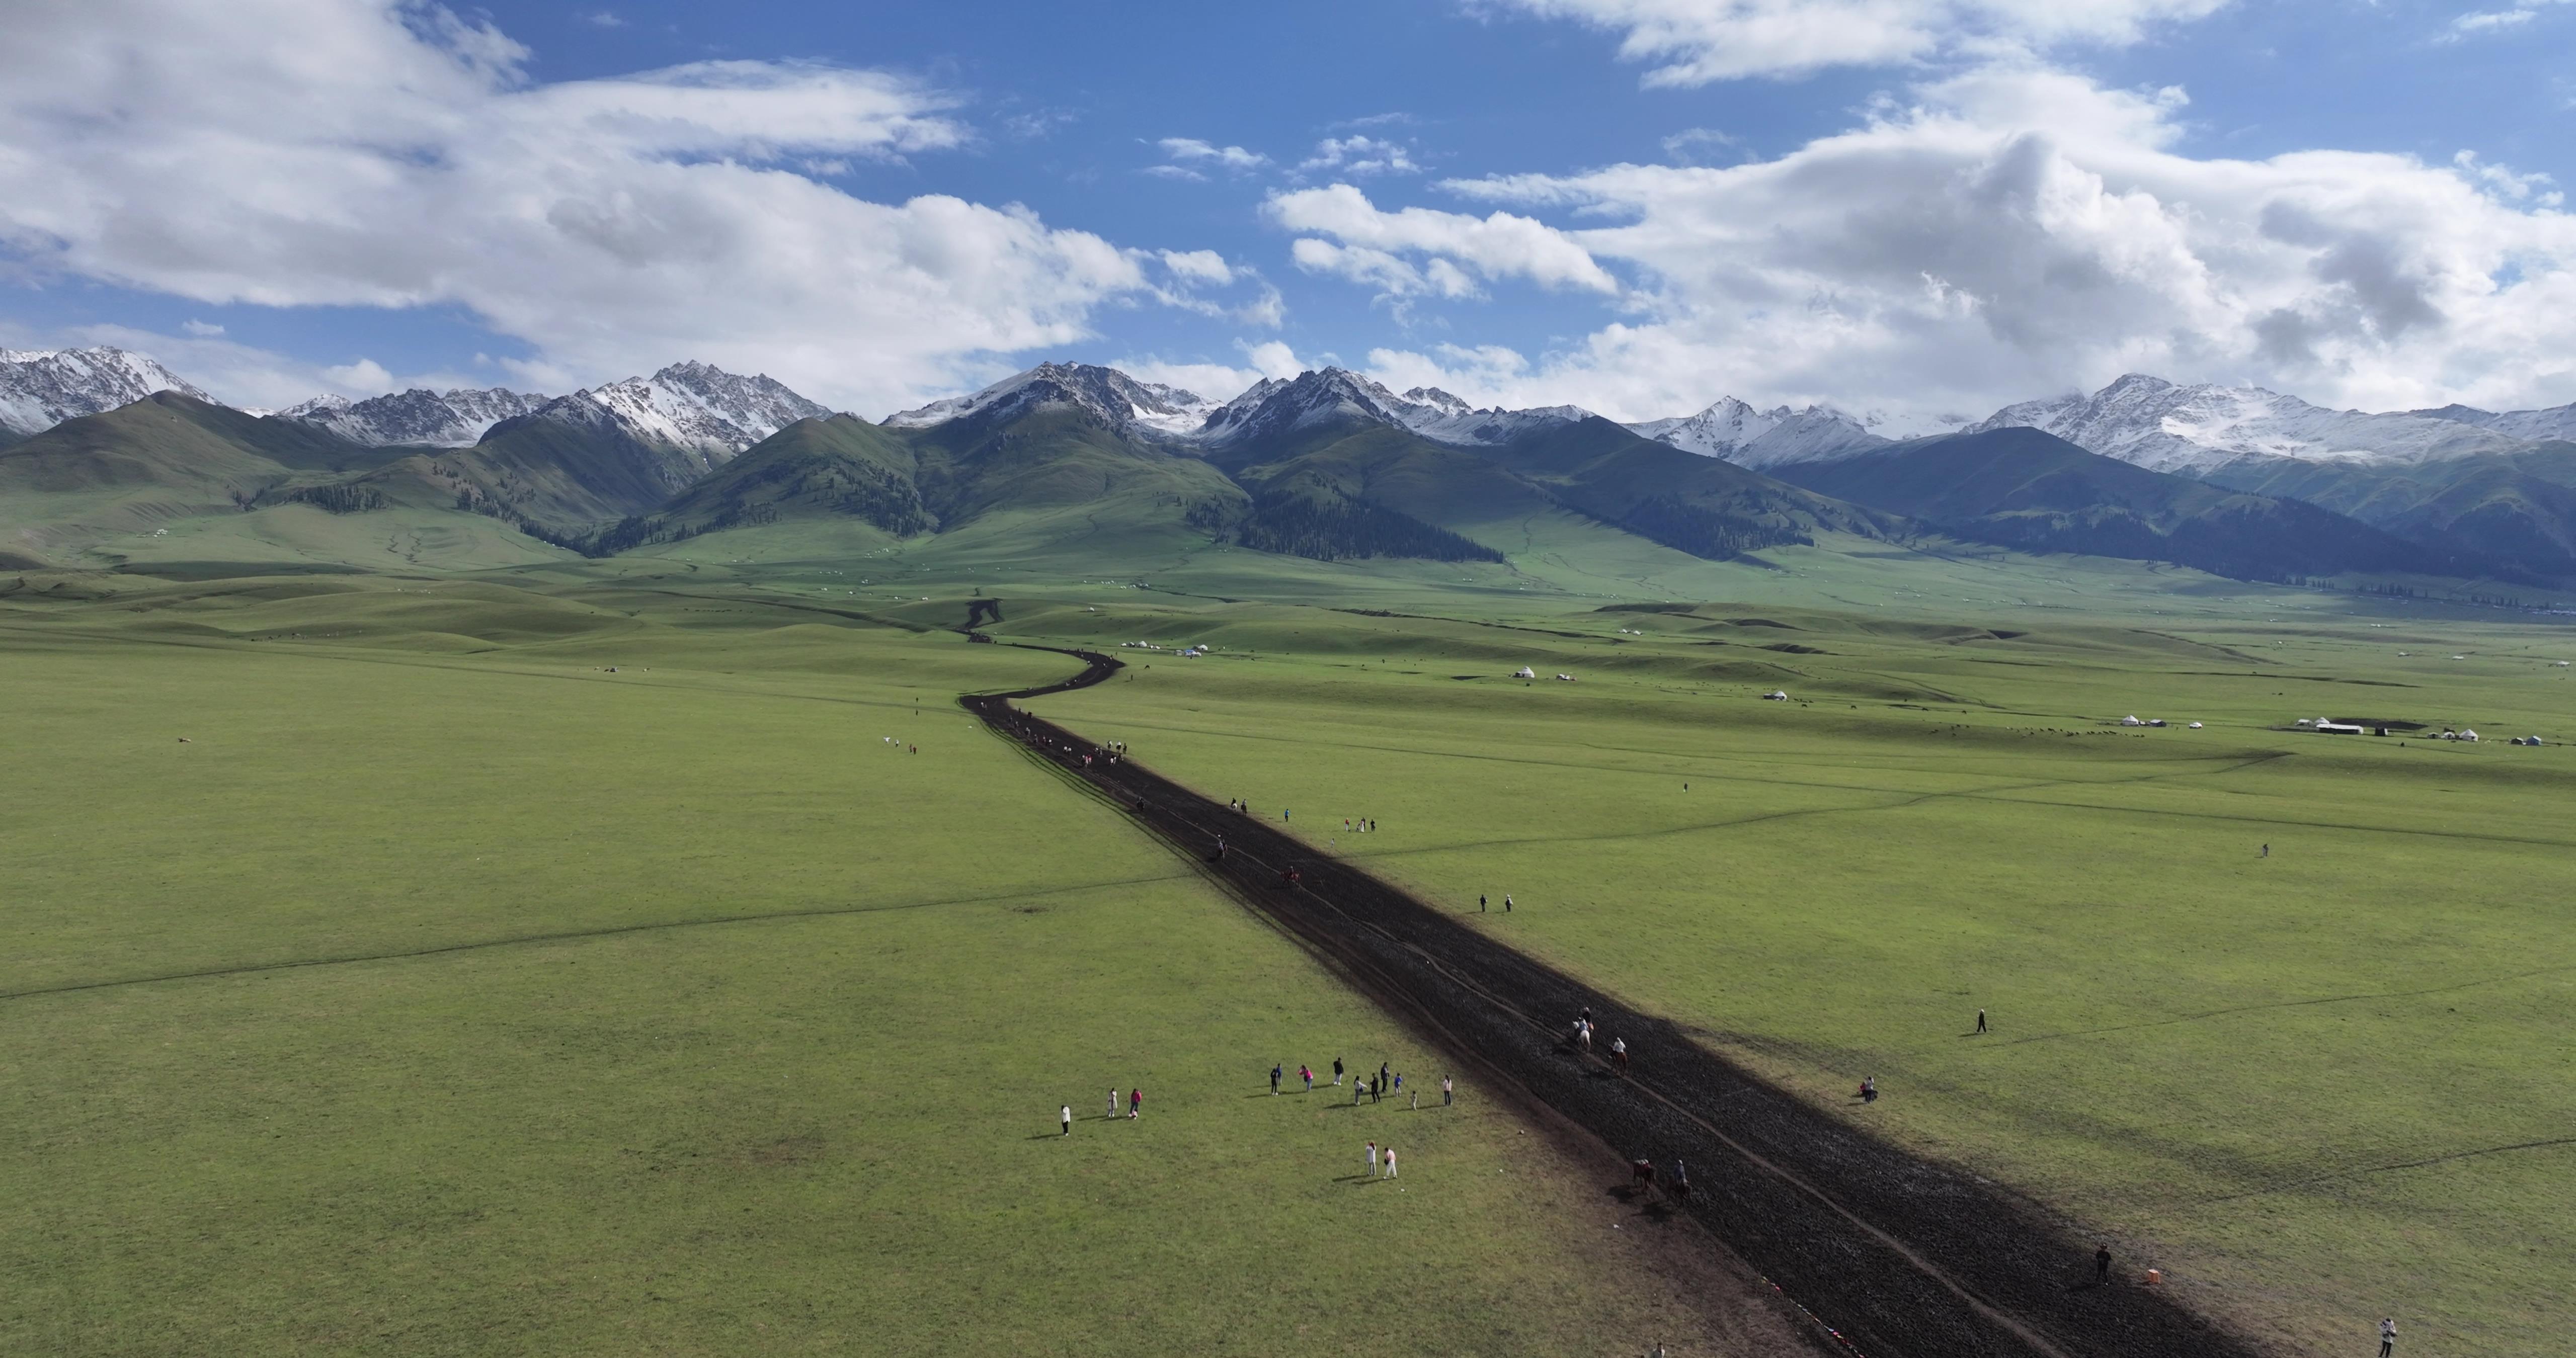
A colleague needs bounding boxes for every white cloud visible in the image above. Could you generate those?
[180,319,225,337]
[2444,0,2571,37]
[1659,126,1740,160]
[1290,240,1480,300]
[1110,339,1312,403]
[581,10,624,27]
[1158,137,1269,171]
[1299,136,1421,177]
[1269,185,1622,298]
[1490,0,2229,83]
[1351,65,2576,422]
[321,357,394,391]
[1158,249,1235,286]
[0,0,1205,414]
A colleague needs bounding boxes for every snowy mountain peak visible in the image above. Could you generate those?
[1198,367,1592,447]
[284,387,548,447]
[1626,396,1885,466]
[1401,386,1475,417]
[882,362,1217,438]
[497,363,830,462]
[1969,375,2528,473]
[0,347,210,440]
[2406,399,2576,445]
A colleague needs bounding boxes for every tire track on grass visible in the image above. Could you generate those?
[1974,964,2576,1051]
[0,871,1188,1003]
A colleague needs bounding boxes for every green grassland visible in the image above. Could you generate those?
[1004,589,2576,1358]
[0,577,1800,1356]
[8,530,2572,1357]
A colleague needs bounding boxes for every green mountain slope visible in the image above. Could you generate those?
[2197,445,2576,579]
[1769,427,2481,581]
[334,409,727,545]
[904,405,1247,532]
[0,394,428,564]
[1491,416,1899,558]
[591,415,932,553]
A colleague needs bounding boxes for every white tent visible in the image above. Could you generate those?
[2460,729,2480,741]
[1762,690,1789,701]
[1513,666,1536,678]
[2121,715,2144,726]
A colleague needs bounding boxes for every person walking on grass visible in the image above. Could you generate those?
[1505,893,1513,912]
[2262,843,2271,858]
[1384,1146,1396,1178]
[1301,1064,1314,1092]
[1062,1105,1072,1136]
[1130,1088,1142,1119]
[1333,1057,1344,1087]
[1109,1087,1119,1120]
[1480,894,1487,912]
[2095,1245,2113,1285]
[1367,1141,1379,1176]
[1976,1007,1988,1034]
[1271,1063,1282,1095]
[1355,1077,1365,1106]
[1410,1084,1419,1111]
[1442,1075,1453,1107]
[2379,1318,2396,1356]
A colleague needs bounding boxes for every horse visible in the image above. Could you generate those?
[1630,1159,1657,1197]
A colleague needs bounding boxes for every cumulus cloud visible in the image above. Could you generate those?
[1268,185,1622,300]
[1331,66,2576,422]
[1299,136,1421,177]
[1489,0,2229,83]
[0,0,1214,413]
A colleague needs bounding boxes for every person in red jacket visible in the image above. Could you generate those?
[1128,1088,1142,1119]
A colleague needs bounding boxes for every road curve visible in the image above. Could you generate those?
[962,640,2263,1358]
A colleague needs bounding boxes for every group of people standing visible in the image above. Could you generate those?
[1060,1086,1145,1134]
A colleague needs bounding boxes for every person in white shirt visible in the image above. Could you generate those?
[1384,1147,1397,1178]
[2379,1318,2396,1356]
[1061,1105,1072,1136]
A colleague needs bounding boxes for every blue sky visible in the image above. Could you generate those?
[6,0,2574,423]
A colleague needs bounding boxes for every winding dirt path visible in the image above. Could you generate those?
[963,641,2267,1358]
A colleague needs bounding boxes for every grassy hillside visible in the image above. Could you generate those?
[0,576,1809,1357]
[1496,416,1896,559]
[1775,427,2476,581]
[597,414,933,552]
[0,394,416,564]
[2203,445,2576,579]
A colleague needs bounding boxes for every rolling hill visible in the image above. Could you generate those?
[1765,426,2483,581]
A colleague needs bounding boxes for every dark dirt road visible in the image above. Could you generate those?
[964,642,2263,1358]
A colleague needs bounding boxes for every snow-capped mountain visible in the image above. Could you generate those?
[1195,368,1591,447]
[283,387,549,448]
[0,347,209,440]
[882,362,1218,438]
[1626,397,1887,467]
[513,362,832,457]
[1970,374,2528,474]
[2408,401,2576,446]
